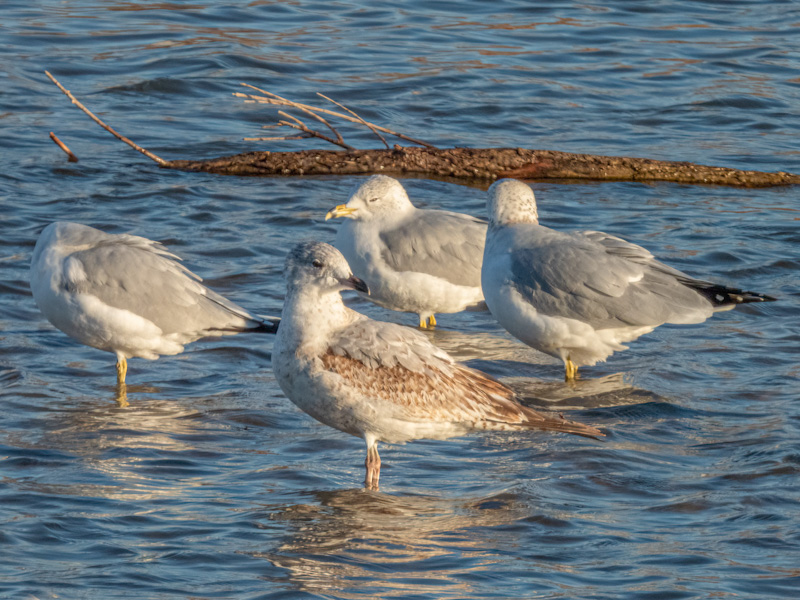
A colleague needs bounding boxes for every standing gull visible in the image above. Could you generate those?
[31,222,279,395]
[325,175,486,328]
[272,241,602,490]
[481,179,777,381]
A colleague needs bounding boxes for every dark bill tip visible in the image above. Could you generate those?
[346,274,370,295]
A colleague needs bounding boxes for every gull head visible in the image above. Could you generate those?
[325,175,414,223]
[487,179,539,226]
[284,241,369,295]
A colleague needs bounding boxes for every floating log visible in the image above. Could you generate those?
[168,146,800,187]
[45,71,800,188]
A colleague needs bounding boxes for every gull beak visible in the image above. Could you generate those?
[325,205,358,221]
[341,274,369,295]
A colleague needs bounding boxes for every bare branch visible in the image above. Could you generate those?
[45,70,168,166]
[277,110,308,128]
[317,92,389,149]
[49,132,79,162]
[277,115,354,150]
[244,135,310,141]
[235,85,437,148]
[245,86,348,148]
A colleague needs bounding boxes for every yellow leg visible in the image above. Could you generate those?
[427,314,437,328]
[115,383,129,408]
[419,316,427,329]
[565,358,578,382]
[115,357,128,385]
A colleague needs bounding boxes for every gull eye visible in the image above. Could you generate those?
[368,197,378,203]
[312,259,323,269]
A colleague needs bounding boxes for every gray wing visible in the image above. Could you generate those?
[508,226,714,328]
[65,234,261,335]
[379,209,486,288]
[328,316,454,373]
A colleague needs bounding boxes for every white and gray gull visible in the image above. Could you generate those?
[481,179,777,382]
[30,222,279,395]
[325,175,486,328]
[271,241,602,490]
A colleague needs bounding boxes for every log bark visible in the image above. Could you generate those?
[166,146,800,187]
[44,71,800,188]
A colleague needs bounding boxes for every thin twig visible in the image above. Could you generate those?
[277,113,354,150]
[277,111,308,128]
[49,132,79,162]
[251,87,348,148]
[45,70,168,166]
[236,84,437,148]
[317,92,389,149]
[244,135,310,141]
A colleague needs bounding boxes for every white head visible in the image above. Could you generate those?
[284,241,369,296]
[487,179,538,226]
[325,175,414,223]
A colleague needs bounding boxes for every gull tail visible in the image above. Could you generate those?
[682,278,777,308]
[520,406,605,440]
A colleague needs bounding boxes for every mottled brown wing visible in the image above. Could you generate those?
[320,352,602,438]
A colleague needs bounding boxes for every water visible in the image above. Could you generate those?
[1,1,799,598]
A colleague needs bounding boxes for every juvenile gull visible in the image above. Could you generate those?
[482,179,777,381]
[272,241,602,490]
[31,222,279,391]
[325,175,486,328]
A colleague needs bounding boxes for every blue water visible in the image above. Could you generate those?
[1,1,799,598]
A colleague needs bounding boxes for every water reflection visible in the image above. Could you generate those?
[4,393,217,503]
[422,327,547,364]
[416,327,661,411]
[256,488,530,598]
[509,372,662,410]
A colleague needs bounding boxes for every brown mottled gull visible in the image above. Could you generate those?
[271,241,602,490]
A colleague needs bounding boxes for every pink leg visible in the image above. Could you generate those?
[364,443,381,491]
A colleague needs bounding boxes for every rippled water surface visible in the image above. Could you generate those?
[1,1,799,599]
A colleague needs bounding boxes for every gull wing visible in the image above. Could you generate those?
[379,210,486,288]
[324,318,601,437]
[506,225,714,328]
[65,233,261,335]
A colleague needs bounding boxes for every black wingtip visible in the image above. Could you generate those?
[741,292,777,303]
[683,279,777,307]
[250,317,280,334]
[720,289,777,305]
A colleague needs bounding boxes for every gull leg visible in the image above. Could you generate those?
[114,356,129,407]
[115,356,128,385]
[565,358,579,382]
[427,314,437,328]
[418,316,427,329]
[364,443,381,491]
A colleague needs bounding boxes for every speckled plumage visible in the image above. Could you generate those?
[272,241,602,489]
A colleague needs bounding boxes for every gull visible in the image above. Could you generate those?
[271,241,602,490]
[325,175,486,328]
[30,222,279,396]
[482,179,777,382]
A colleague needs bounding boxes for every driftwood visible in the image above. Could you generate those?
[45,71,800,188]
[169,147,800,187]
[49,132,79,162]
